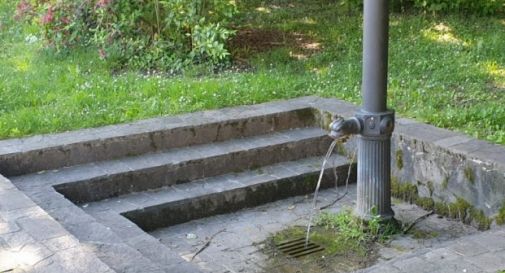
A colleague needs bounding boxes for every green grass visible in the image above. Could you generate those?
[270,209,400,262]
[1,0,504,143]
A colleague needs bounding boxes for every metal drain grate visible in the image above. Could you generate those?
[276,238,325,258]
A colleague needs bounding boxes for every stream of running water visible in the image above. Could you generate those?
[304,139,339,247]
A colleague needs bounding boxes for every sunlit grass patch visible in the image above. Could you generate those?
[0,0,504,144]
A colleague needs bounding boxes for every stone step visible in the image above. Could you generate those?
[85,155,355,231]
[47,204,203,273]
[13,127,333,204]
[0,106,318,176]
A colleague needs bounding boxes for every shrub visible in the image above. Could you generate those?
[16,0,237,71]
[340,0,504,15]
[411,0,503,15]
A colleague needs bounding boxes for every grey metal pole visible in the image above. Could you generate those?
[329,0,395,220]
[362,0,389,113]
[356,0,394,220]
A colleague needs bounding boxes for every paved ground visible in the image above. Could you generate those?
[0,175,112,273]
[3,172,505,273]
[151,184,505,273]
[363,228,505,273]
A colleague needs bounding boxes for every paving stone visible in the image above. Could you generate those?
[46,205,96,226]
[0,236,8,249]
[0,221,21,235]
[13,242,54,267]
[0,189,35,211]
[430,258,484,273]
[449,240,489,257]
[467,233,505,252]
[16,214,67,241]
[41,235,80,252]
[29,258,72,273]
[65,220,121,244]
[389,236,419,252]
[30,246,111,273]
[3,230,36,251]
[363,265,402,273]
[23,188,75,211]
[49,246,111,273]
[423,247,460,262]
[91,242,167,273]
[0,175,15,190]
[379,247,406,261]
[466,251,505,272]
[0,206,48,225]
[88,210,144,239]
[0,249,18,272]
[125,234,202,272]
[392,256,438,273]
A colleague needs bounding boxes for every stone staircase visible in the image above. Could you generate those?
[3,98,356,272]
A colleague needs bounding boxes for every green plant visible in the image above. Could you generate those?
[15,0,94,50]
[496,201,505,225]
[316,209,401,244]
[317,209,367,242]
[16,0,237,70]
[337,0,504,15]
[412,0,504,15]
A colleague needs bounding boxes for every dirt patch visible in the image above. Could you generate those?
[228,28,322,62]
[260,226,378,273]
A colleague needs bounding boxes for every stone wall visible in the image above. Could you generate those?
[311,97,505,227]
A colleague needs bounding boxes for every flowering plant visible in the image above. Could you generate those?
[16,0,237,70]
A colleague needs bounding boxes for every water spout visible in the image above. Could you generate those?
[305,139,338,247]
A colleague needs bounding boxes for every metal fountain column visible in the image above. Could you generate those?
[330,0,395,220]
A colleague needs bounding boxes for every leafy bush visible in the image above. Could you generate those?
[411,0,503,15]
[16,0,237,70]
[340,0,503,15]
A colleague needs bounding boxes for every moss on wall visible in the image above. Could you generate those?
[496,201,505,225]
[391,177,491,230]
[441,177,449,190]
[395,150,403,170]
[426,181,434,196]
[464,166,475,185]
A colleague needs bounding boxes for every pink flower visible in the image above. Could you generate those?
[41,7,54,25]
[15,0,33,20]
[96,0,112,9]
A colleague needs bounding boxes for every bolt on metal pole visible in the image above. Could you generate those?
[356,0,394,220]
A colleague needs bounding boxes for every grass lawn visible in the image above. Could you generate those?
[1,1,504,144]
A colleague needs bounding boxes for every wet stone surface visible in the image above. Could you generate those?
[152,185,481,273]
